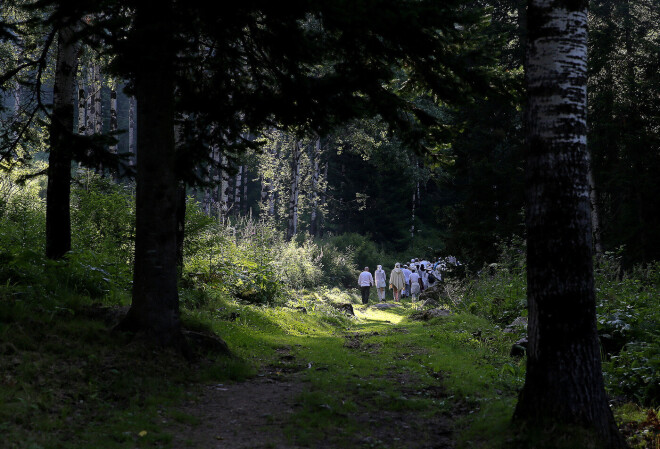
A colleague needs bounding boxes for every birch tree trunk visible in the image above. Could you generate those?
[85,64,95,136]
[219,155,230,217]
[242,165,248,215]
[118,0,183,347]
[128,96,136,166]
[46,25,79,260]
[234,165,242,217]
[513,1,625,446]
[309,137,321,237]
[109,84,118,154]
[286,140,301,240]
[93,64,102,135]
[77,71,86,135]
[588,161,603,257]
[263,139,281,219]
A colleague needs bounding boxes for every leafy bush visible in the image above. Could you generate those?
[595,250,660,406]
[71,171,135,269]
[317,243,357,287]
[317,233,395,287]
[456,237,527,326]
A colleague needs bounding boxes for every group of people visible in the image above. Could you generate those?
[357,257,457,304]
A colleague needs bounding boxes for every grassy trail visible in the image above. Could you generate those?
[0,294,523,449]
[175,299,524,448]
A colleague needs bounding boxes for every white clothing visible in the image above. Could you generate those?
[402,268,412,283]
[375,269,387,288]
[421,271,429,289]
[410,272,421,295]
[358,271,374,287]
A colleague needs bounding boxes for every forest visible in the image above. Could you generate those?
[0,0,659,448]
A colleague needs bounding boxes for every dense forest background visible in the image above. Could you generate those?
[2,0,658,269]
[1,1,659,448]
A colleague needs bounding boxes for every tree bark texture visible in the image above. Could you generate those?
[93,64,102,135]
[287,140,301,240]
[119,0,182,347]
[46,25,79,260]
[234,165,242,216]
[309,137,322,237]
[77,73,86,135]
[220,155,230,216]
[588,161,603,257]
[85,64,95,137]
[128,96,136,166]
[242,165,248,215]
[514,1,625,447]
[109,86,118,154]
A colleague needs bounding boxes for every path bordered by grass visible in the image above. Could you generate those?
[183,294,525,448]
[1,292,524,449]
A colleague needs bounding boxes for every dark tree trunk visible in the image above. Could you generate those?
[128,96,136,166]
[46,25,79,260]
[513,1,625,447]
[118,0,183,347]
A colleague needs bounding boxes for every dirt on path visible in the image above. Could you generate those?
[172,368,307,449]
[171,322,455,449]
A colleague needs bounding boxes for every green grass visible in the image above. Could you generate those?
[2,285,647,449]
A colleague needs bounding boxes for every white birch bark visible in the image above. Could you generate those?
[93,64,102,135]
[587,159,603,257]
[85,64,95,136]
[77,74,86,135]
[234,165,242,216]
[220,155,230,215]
[109,83,118,153]
[128,96,136,166]
[286,140,302,240]
[309,137,322,236]
[514,1,625,446]
[242,165,248,215]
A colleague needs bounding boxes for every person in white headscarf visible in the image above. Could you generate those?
[401,264,411,297]
[374,265,387,302]
[409,267,421,302]
[389,263,405,302]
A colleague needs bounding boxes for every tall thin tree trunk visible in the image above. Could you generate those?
[588,162,603,257]
[13,86,20,115]
[320,160,329,237]
[46,24,79,260]
[128,96,136,166]
[118,0,183,347]
[242,165,248,215]
[266,139,281,218]
[309,137,321,237]
[93,64,102,135]
[410,188,416,239]
[220,155,230,217]
[286,140,301,240]
[513,1,625,447]
[77,71,86,135]
[234,165,242,217]
[85,64,95,136]
[109,85,118,153]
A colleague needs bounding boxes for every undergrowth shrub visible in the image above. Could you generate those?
[596,250,660,406]
[458,240,660,407]
[457,237,527,325]
[317,233,394,287]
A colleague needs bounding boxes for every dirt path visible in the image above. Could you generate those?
[172,366,307,449]
[172,322,455,449]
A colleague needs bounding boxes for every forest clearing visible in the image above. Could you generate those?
[2,0,660,448]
